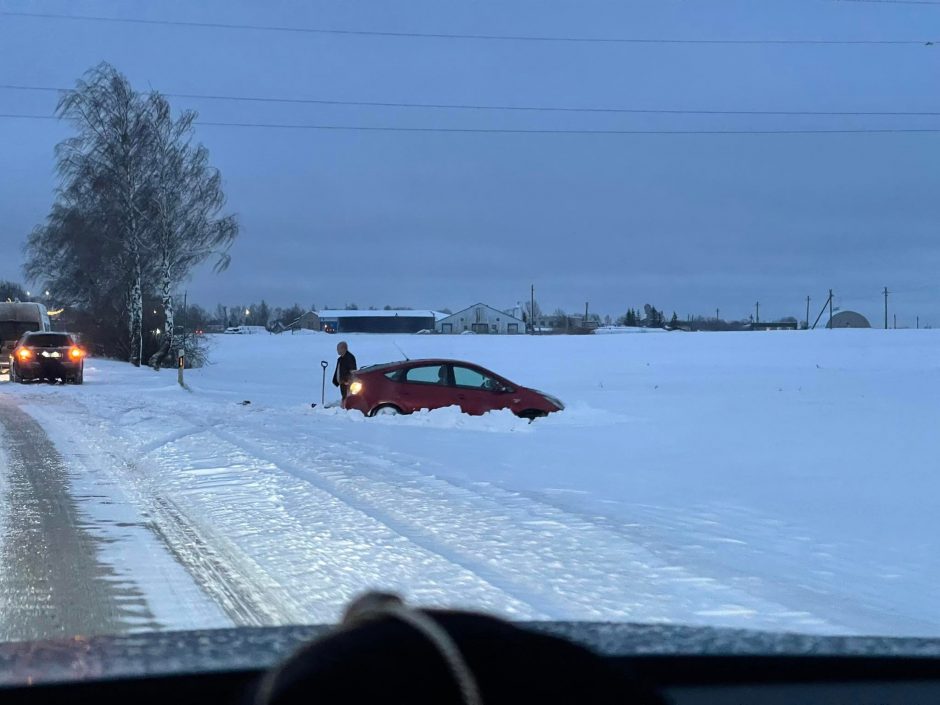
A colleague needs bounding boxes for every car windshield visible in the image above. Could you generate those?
[0,0,938,674]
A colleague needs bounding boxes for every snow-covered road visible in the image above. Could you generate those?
[0,396,137,641]
[1,329,937,638]
[0,394,227,640]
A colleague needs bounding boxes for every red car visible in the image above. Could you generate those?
[343,359,564,419]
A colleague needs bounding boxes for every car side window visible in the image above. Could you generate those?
[404,365,449,385]
[384,369,403,382]
[452,366,498,390]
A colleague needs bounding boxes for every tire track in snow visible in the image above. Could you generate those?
[16,394,299,629]
[182,416,570,619]
[183,413,842,630]
[138,425,220,455]
[25,392,543,623]
[83,440,317,628]
[368,450,926,636]
[137,492,292,627]
[14,389,841,631]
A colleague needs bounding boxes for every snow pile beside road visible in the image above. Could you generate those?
[312,403,532,432]
[7,329,940,636]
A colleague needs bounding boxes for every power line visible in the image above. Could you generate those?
[833,0,940,6]
[3,83,940,117]
[3,113,940,134]
[0,10,936,45]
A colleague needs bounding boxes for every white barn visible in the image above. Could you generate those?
[436,303,526,335]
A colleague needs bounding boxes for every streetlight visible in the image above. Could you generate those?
[155,328,161,335]
[44,290,50,297]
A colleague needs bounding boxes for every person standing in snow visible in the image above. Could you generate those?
[333,341,358,400]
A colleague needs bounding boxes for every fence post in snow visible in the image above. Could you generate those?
[177,348,184,387]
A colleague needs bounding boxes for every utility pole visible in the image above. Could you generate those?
[755,301,760,325]
[894,314,897,329]
[917,315,920,329]
[716,308,720,321]
[530,284,535,335]
[805,296,811,330]
[585,301,589,324]
[883,286,889,330]
[811,290,834,330]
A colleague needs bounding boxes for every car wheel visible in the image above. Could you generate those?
[370,404,402,417]
[517,409,548,421]
[72,367,84,385]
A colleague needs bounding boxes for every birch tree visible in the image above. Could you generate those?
[144,94,238,369]
[25,63,238,366]
[53,63,155,365]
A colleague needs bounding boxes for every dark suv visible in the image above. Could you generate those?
[8,332,86,384]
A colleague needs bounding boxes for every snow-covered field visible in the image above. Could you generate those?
[4,329,939,636]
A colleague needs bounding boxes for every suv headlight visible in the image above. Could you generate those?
[349,381,363,395]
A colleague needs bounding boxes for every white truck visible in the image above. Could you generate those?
[0,302,52,374]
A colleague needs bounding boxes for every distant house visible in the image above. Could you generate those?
[542,313,600,334]
[294,311,320,330]
[317,309,438,334]
[436,303,526,334]
[827,311,871,329]
[271,310,321,334]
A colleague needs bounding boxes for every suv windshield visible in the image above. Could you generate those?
[0,0,937,673]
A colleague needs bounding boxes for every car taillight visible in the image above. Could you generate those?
[16,348,31,361]
[69,347,84,360]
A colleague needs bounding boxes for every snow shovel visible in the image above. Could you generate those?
[312,360,329,408]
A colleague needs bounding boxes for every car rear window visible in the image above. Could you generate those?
[25,333,73,348]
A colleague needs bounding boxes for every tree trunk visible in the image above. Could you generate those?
[148,255,174,369]
[129,249,143,367]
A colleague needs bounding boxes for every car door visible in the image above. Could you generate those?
[450,365,515,415]
[398,363,457,412]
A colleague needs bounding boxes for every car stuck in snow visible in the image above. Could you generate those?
[342,358,564,418]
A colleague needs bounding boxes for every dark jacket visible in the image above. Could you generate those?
[333,351,357,387]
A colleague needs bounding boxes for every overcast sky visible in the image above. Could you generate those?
[1,0,938,324]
